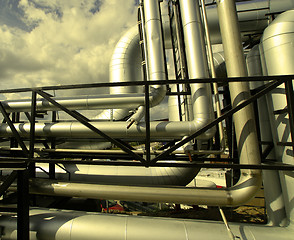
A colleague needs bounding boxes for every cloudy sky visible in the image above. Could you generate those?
[0,0,138,90]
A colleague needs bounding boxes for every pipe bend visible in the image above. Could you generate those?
[228,170,262,206]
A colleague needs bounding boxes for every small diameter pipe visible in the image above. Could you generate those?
[0,146,233,156]
[219,207,236,240]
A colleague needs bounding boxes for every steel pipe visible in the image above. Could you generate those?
[216,0,262,205]
[260,9,294,222]
[1,208,293,240]
[0,119,215,140]
[9,175,260,206]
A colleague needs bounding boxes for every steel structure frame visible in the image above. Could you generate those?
[0,75,293,239]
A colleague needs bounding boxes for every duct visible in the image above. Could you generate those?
[0,120,215,140]
[210,51,227,78]
[9,174,260,206]
[260,9,294,223]
[246,45,287,226]
[177,0,215,149]
[107,0,166,123]
[124,0,167,125]
[179,0,214,119]
[215,0,262,203]
[1,208,294,240]
[0,94,147,113]
[33,163,199,186]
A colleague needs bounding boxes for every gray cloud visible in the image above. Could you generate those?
[0,0,138,90]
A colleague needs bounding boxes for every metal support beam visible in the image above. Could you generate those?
[285,79,294,152]
[17,170,29,240]
[35,90,146,164]
[145,84,151,162]
[29,91,37,178]
[49,111,57,179]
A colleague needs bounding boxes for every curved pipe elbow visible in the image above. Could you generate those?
[191,116,216,140]
[227,171,262,206]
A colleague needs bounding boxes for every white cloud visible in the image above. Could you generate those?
[0,0,138,95]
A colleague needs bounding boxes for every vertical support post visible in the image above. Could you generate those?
[285,79,294,152]
[29,91,37,178]
[17,170,30,240]
[49,111,57,179]
[145,83,151,163]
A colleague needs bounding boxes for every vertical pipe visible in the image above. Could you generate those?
[216,0,261,175]
[143,0,167,82]
[260,10,294,222]
[247,45,287,226]
[143,0,167,161]
[178,0,215,137]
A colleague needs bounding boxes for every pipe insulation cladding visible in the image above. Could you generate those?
[1,1,294,239]
[0,208,293,240]
[259,9,294,223]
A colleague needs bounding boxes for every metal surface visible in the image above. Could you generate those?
[179,0,215,134]
[200,0,225,153]
[206,0,294,44]
[246,45,287,226]
[1,208,294,240]
[17,170,29,240]
[0,1,294,239]
[35,163,199,186]
[36,90,146,164]
[16,176,260,206]
[216,0,262,209]
[260,9,294,223]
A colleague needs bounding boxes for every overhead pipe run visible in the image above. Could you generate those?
[5,0,262,208]
[2,1,294,240]
[33,163,200,186]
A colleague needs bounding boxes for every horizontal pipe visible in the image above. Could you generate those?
[0,94,147,112]
[0,147,229,156]
[0,208,293,240]
[0,119,215,140]
[11,173,260,206]
[33,163,199,186]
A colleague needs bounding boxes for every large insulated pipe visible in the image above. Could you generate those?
[0,120,215,140]
[0,94,147,112]
[246,45,287,226]
[260,9,294,223]
[1,208,294,240]
[98,25,142,120]
[14,175,260,206]
[34,163,199,186]
[179,0,215,129]
[216,0,262,197]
